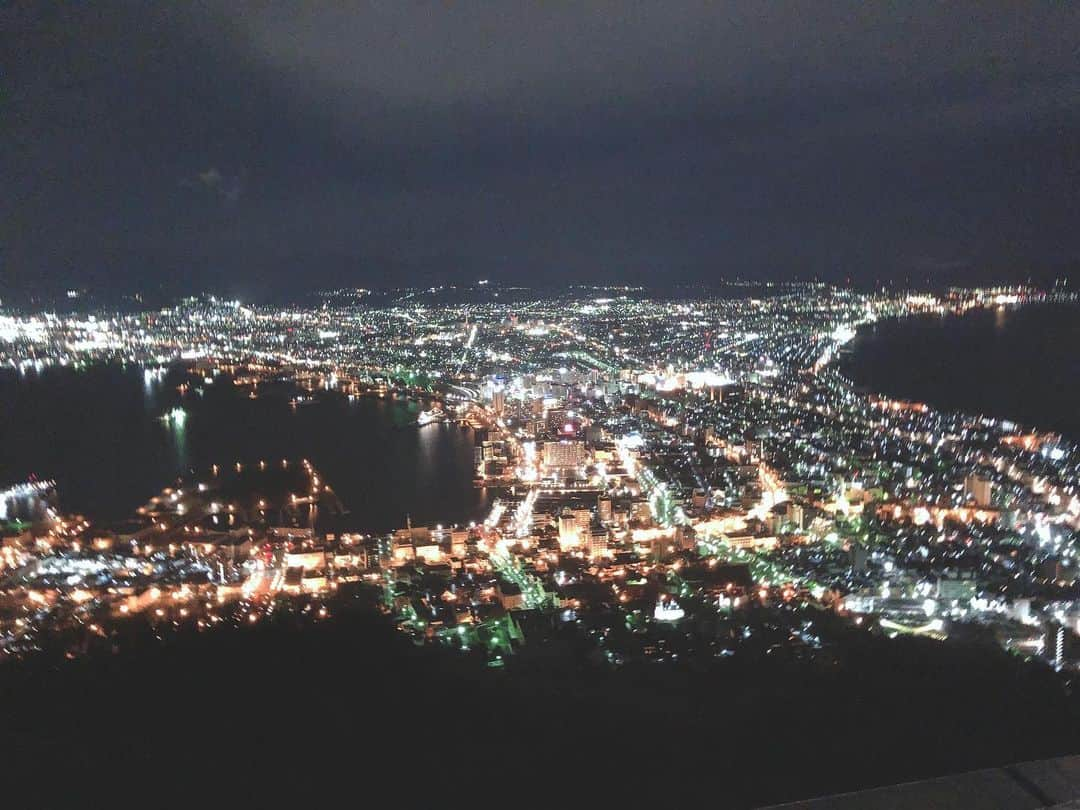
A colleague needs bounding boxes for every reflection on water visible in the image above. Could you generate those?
[167,409,188,469]
[0,364,487,530]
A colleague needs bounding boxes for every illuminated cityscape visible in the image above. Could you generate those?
[3,285,1078,679]
[7,3,1080,805]
[3,286,1080,807]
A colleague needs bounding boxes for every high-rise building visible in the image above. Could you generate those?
[570,507,592,529]
[965,474,993,507]
[587,528,609,559]
[558,510,581,548]
[543,440,585,469]
[597,494,613,523]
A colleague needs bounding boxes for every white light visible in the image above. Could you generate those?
[653,598,685,622]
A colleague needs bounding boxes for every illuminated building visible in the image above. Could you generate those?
[722,533,778,551]
[450,529,469,557]
[285,548,326,570]
[597,494,613,523]
[586,527,609,559]
[558,510,582,548]
[965,474,993,507]
[415,542,443,564]
[632,500,653,523]
[653,597,685,622]
[497,581,524,610]
[544,406,567,434]
[1044,621,1074,669]
[302,569,328,593]
[542,439,585,469]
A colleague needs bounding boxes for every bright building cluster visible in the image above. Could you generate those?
[2,283,1079,672]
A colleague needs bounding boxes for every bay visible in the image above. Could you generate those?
[0,363,488,530]
[842,302,1080,440]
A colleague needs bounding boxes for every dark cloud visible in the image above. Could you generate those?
[181,168,244,206]
[3,1,1078,297]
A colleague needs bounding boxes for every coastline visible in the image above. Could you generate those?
[838,302,1080,442]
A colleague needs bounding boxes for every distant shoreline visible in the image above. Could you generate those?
[841,301,1080,442]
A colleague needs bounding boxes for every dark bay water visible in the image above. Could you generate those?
[0,364,488,530]
[842,303,1080,440]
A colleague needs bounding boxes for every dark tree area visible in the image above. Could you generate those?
[3,601,1078,807]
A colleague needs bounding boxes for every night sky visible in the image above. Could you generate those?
[4,2,1079,298]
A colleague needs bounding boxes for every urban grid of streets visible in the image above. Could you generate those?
[1,283,1079,672]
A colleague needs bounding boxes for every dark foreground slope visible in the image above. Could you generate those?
[3,600,1078,807]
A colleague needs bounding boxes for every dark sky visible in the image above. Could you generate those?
[4,2,1079,298]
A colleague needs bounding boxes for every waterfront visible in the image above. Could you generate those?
[0,363,488,530]
[843,303,1080,440]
